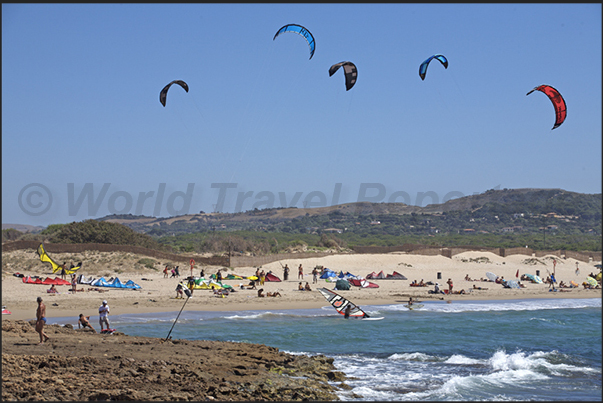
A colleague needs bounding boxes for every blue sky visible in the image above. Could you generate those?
[2,3,601,227]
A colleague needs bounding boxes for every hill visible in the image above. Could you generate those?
[96,188,601,235]
[4,188,600,254]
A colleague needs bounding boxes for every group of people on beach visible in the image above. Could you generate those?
[34,297,112,345]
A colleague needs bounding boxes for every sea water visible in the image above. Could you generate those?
[51,298,601,401]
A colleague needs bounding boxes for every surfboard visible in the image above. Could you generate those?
[362,317,384,321]
[403,303,424,310]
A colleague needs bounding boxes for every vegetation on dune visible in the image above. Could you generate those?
[7,220,173,252]
[1,228,23,242]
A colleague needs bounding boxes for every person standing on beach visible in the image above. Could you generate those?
[549,273,556,290]
[283,264,290,281]
[259,270,265,285]
[99,300,110,331]
[60,262,67,280]
[447,278,453,294]
[71,274,77,294]
[312,267,318,284]
[36,297,50,345]
[298,264,304,280]
[176,283,184,299]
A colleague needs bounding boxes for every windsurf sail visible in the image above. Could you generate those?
[36,243,82,275]
[317,288,370,318]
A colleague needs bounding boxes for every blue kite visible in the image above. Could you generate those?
[273,24,315,60]
[419,54,448,80]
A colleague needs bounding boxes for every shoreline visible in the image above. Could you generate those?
[3,250,601,323]
[4,291,599,323]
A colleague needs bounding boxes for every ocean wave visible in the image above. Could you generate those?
[379,298,601,314]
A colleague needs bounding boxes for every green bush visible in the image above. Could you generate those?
[137,258,158,270]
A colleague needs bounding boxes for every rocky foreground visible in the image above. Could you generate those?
[2,320,350,401]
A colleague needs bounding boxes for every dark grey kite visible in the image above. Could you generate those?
[329,61,358,91]
[160,80,189,107]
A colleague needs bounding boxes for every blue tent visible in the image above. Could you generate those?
[320,269,337,279]
[91,276,141,289]
[124,280,141,289]
[91,277,110,287]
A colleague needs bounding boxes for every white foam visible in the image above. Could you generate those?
[445,354,482,365]
[389,352,435,362]
[379,298,600,314]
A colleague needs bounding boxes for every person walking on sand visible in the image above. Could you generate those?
[447,278,453,294]
[99,300,110,331]
[298,264,304,280]
[71,274,77,294]
[163,265,169,278]
[36,297,50,345]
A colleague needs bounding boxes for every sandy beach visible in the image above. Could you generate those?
[2,249,601,401]
[2,250,601,322]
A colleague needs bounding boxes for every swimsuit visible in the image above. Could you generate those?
[38,317,46,323]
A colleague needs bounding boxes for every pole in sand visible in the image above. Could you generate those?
[165,288,192,341]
